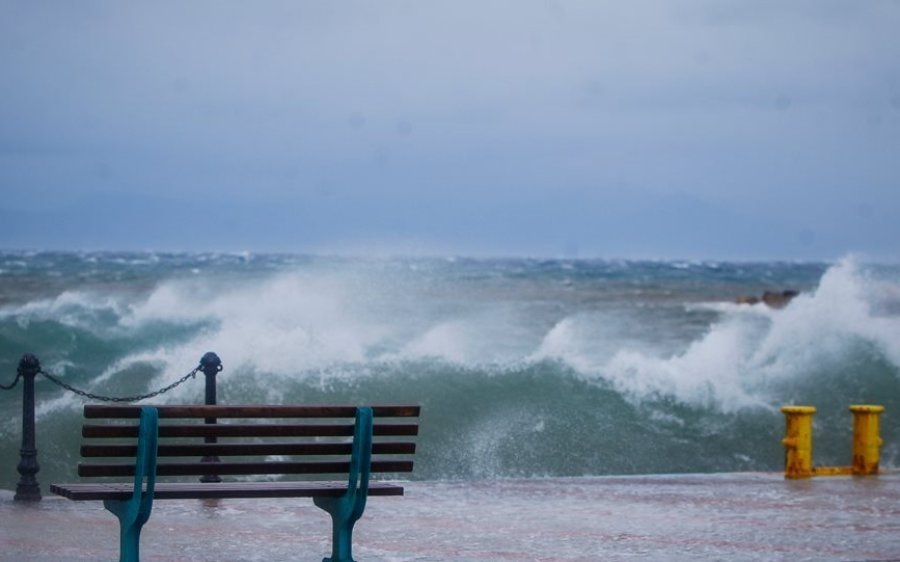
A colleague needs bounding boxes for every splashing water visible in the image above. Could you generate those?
[1,253,898,488]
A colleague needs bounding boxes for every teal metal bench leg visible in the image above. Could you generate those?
[104,498,151,562]
[102,407,159,562]
[314,407,373,562]
[313,496,358,562]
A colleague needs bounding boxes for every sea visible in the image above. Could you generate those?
[1,251,899,491]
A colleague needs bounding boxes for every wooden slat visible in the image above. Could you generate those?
[78,460,414,477]
[83,423,418,439]
[84,404,420,419]
[85,424,352,438]
[51,481,404,501]
[69,403,420,499]
[82,441,416,458]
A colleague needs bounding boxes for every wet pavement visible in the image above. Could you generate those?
[2,472,900,561]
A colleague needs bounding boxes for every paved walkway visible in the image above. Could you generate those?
[2,473,900,561]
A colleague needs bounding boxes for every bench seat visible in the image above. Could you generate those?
[51,480,405,501]
[52,403,420,562]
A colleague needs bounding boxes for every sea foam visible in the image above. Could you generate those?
[560,257,900,412]
[2,253,898,484]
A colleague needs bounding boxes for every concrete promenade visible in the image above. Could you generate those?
[2,472,900,561]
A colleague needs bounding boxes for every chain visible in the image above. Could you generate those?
[0,373,20,390]
[39,366,200,403]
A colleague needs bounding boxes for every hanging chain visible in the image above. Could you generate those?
[0,372,20,390]
[39,366,200,403]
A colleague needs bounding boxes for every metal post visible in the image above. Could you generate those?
[781,405,816,479]
[199,352,222,483]
[15,354,42,501]
[850,404,885,476]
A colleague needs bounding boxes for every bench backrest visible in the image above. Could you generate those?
[78,404,419,481]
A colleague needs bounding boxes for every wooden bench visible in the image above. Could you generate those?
[51,404,420,562]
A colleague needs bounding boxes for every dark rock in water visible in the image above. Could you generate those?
[762,290,798,308]
[736,290,798,308]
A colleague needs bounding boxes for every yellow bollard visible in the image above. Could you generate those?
[849,405,885,476]
[781,406,816,479]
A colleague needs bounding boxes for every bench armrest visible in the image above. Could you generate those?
[100,406,159,562]
[107,407,159,526]
[348,406,373,519]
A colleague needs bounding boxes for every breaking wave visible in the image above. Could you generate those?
[1,253,898,487]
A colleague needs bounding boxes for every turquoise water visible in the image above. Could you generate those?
[1,252,899,488]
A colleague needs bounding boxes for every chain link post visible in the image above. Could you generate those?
[15,354,42,501]
[199,352,222,483]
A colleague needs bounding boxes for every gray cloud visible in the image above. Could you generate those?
[1,1,898,259]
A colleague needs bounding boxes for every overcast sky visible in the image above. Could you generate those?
[1,1,898,260]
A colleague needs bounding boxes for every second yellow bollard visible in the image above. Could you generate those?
[781,406,816,479]
[850,405,885,475]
